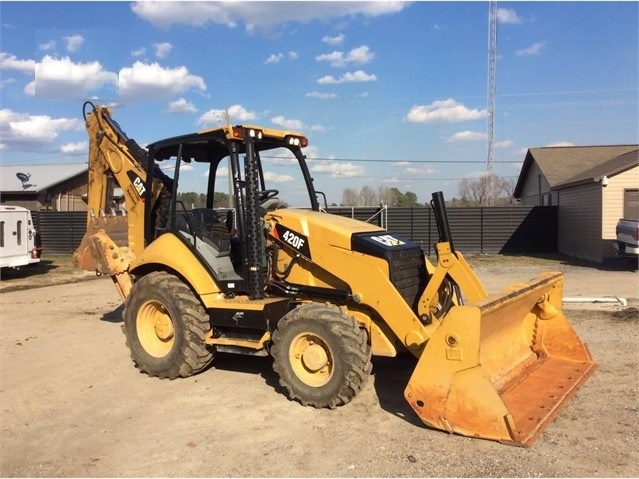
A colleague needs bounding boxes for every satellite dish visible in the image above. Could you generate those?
[16,172,30,183]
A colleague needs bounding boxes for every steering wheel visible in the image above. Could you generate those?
[257,189,279,203]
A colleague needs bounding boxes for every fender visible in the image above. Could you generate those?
[130,233,221,298]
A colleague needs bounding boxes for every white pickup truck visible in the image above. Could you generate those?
[615,218,639,257]
[0,205,42,269]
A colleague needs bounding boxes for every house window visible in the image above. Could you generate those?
[624,189,639,220]
[542,193,552,206]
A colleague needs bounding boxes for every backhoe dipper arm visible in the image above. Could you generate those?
[82,101,159,255]
[74,102,166,299]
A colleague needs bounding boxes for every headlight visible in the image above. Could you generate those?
[248,129,263,140]
[286,135,307,147]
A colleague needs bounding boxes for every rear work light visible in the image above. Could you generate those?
[286,135,308,148]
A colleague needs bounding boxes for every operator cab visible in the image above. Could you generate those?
[145,125,318,297]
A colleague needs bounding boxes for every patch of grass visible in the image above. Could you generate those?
[0,255,95,293]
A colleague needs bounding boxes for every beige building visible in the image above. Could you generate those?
[514,145,639,263]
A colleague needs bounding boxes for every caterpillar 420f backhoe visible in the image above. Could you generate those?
[74,102,596,446]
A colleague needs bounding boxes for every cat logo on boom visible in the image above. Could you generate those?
[126,170,146,199]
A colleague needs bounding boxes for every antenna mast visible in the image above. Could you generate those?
[486,1,497,205]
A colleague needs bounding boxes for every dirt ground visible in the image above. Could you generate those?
[1,257,637,477]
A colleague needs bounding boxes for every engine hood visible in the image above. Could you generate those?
[265,208,383,251]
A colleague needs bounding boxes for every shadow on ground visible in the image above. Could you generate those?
[0,260,58,280]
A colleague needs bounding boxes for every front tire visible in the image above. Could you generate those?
[123,271,213,379]
[271,303,372,409]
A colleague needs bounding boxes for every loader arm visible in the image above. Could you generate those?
[73,102,167,299]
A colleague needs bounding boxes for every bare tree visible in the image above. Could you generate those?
[377,186,393,206]
[458,174,517,206]
[341,187,359,206]
[359,185,377,206]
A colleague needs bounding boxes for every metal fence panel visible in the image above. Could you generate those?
[33,206,557,257]
[328,206,557,255]
[32,211,86,255]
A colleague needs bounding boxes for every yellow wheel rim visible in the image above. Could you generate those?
[137,300,175,358]
[289,332,333,387]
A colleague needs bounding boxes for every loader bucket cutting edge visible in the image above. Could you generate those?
[404,271,597,447]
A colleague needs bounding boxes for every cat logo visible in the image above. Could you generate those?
[126,170,146,198]
[371,234,405,247]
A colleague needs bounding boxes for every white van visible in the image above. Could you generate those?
[0,205,42,269]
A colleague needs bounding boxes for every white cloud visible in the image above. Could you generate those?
[64,34,85,53]
[316,45,374,67]
[495,140,514,148]
[119,61,206,101]
[315,51,344,67]
[271,115,304,130]
[516,42,547,56]
[382,177,403,184]
[61,141,87,155]
[265,51,299,64]
[167,98,197,114]
[39,40,56,52]
[265,53,284,64]
[497,8,523,24]
[404,166,435,175]
[306,91,337,99]
[263,171,295,183]
[317,70,377,84]
[405,99,486,124]
[30,55,118,99]
[0,109,84,151]
[0,53,36,75]
[546,141,575,147]
[153,42,172,59]
[131,1,409,31]
[197,104,257,128]
[311,161,364,178]
[322,34,345,46]
[132,47,146,57]
[447,130,487,142]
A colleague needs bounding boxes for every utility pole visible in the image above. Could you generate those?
[486,1,497,206]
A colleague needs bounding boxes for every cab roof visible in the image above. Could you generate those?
[147,124,307,164]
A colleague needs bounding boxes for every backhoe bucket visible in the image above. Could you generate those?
[405,271,596,446]
[73,214,134,300]
[73,213,130,272]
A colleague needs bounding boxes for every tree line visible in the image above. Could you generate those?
[339,175,518,207]
[177,174,517,209]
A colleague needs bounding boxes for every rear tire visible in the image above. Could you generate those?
[271,303,372,408]
[123,271,213,379]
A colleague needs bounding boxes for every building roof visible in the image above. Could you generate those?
[514,145,639,198]
[556,149,639,189]
[0,163,87,193]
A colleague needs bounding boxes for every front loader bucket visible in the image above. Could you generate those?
[405,271,597,446]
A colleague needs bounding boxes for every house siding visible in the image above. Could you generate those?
[603,166,639,233]
[558,184,603,262]
[519,162,553,206]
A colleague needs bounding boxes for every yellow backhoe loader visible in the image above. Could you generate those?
[74,102,596,446]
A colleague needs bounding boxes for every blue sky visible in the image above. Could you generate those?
[1,1,637,205]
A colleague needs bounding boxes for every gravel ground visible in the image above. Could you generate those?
[0,256,637,477]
